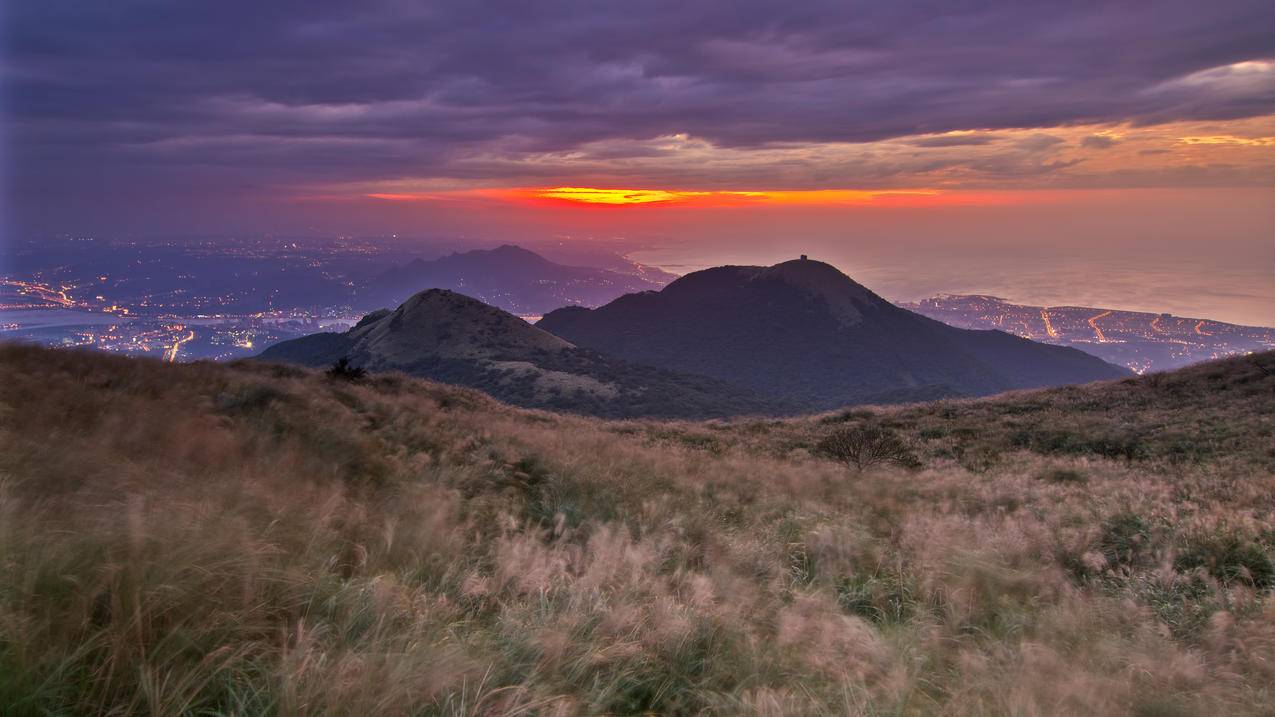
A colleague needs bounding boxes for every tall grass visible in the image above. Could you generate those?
[0,343,1272,714]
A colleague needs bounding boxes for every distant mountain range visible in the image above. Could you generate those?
[263,257,1128,418]
[259,288,790,419]
[359,244,671,316]
[901,294,1275,373]
[539,259,1129,410]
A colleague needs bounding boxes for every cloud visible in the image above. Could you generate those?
[908,134,1006,148]
[6,0,1275,230]
[1081,135,1118,149]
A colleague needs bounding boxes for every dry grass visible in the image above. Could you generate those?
[0,343,1272,715]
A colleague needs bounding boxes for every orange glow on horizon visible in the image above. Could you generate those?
[531,187,712,205]
[360,186,1026,209]
[511,186,956,207]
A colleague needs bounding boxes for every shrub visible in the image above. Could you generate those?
[1174,531,1275,589]
[817,425,919,471]
[214,383,285,414]
[1036,467,1087,484]
[819,407,876,424]
[1010,429,1148,461]
[326,356,366,381]
[1098,513,1154,570]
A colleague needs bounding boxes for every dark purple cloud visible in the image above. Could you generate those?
[4,0,1275,230]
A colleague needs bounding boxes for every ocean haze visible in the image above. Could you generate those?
[621,188,1275,327]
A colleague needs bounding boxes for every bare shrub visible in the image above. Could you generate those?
[326,356,366,381]
[817,425,919,471]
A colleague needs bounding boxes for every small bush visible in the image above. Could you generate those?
[834,573,917,624]
[817,425,919,471]
[1036,467,1087,484]
[1011,429,1148,461]
[1098,513,1154,570]
[214,383,285,414]
[326,356,366,381]
[819,408,875,425]
[1174,531,1275,589]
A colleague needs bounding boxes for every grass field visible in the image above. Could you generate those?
[1,343,1272,715]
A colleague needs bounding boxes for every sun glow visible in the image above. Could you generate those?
[520,187,946,207]
[357,185,1010,208]
[532,187,712,205]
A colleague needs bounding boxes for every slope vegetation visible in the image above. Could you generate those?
[259,289,790,419]
[0,344,1272,715]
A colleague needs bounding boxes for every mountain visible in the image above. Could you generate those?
[6,341,1273,715]
[900,294,1275,373]
[361,244,671,316]
[538,257,1130,409]
[258,288,789,419]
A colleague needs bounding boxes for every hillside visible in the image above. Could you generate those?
[259,289,790,419]
[363,244,670,316]
[1,343,1272,715]
[539,258,1130,408]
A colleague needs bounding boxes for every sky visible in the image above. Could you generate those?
[4,1,1275,323]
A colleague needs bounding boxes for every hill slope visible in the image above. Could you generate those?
[0,344,1272,715]
[539,259,1130,408]
[363,244,669,315]
[259,288,790,419]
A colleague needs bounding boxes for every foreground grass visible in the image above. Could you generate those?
[0,344,1272,715]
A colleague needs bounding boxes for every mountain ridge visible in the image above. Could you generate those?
[259,288,792,419]
[539,257,1130,408]
[362,244,670,316]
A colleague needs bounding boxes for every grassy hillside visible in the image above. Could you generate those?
[1,343,1273,715]
[260,289,792,420]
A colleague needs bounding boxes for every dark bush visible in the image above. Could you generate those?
[817,425,919,471]
[1098,513,1154,570]
[1010,429,1148,461]
[1174,531,1274,589]
[214,383,285,414]
[1036,467,1087,484]
[327,356,367,381]
[819,408,875,425]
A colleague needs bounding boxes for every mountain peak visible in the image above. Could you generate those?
[538,258,1129,409]
[366,244,670,316]
[659,257,882,327]
[490,243,536,255]
[755,258,882,325]
[350,288,572,361]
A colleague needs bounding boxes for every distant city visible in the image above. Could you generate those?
[902,295,1275,373]
[0,235,402,362]
[3,235,1272,373]
[0,235,664,362]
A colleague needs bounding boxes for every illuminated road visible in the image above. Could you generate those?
[1150,316,1165,333]
[1194,320,1212,336]
[164,329,196,362]
[2,278,75,308]
[1087,310,1113,342]
[1040,308,1058,338]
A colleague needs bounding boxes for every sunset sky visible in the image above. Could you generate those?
[5,1,1274,322]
